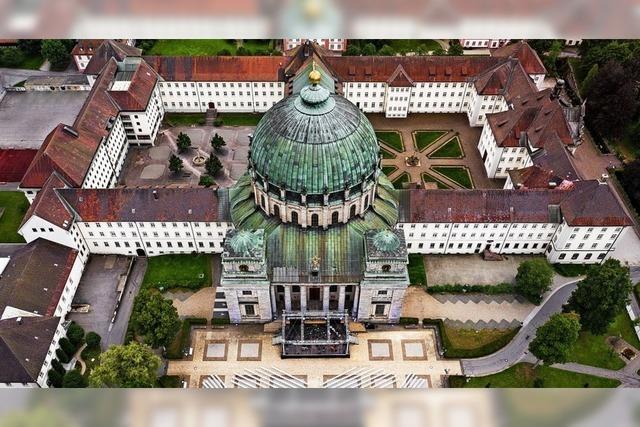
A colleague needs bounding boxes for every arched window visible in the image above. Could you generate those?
[273,204,280,218]
[291,211,299,224]
[331,211,339,225]
[350,204,357,218]
[260,195,266,209]
[311,213,319,227]
[239,264,249,272]
[382,264,391,272]
[364,195,369,209]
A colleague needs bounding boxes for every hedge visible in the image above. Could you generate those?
[51,359,65,375]
[55,348,70,364]
[59,337,76,357]
[211,317,231,325]
[67,323,85,347]
[422,318,520,359]
[399,317,419,325]
[48,369,63,388]
[427,283,514,295]
[85,331,101,349]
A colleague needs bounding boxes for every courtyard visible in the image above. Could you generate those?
[118,123,254,188]
[167,324,462,388]
[367,113,499,190]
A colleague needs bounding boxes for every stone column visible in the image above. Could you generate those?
[322,286,330,312]
[284,286,292,313]
[300,286,307,312]
[351,286,360,319]
[338,286,346,312]
[270,286,277,318]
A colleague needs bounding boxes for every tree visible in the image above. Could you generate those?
[0,47,25,67]
[542,40,563,76]
[16,39,42,55]
[59,337,76,357]
[586,61,639,140]
[564,259,632,334]
[210,133,226,152]
[56,348,69,363]
[48,369,64,388]
[62,369,88,388]
[131,289,181,348]
[362,43,377,56]
[51,359,65,375]
[432,47,447,56]
[448,43,464,56]
[41,39,71,70]
[176,132,191,153]
[205,154,223,176]
[85,331,102,349]
[218,49,232,56]
[378,45,395,56]
[529,312,581,364]
[168,154,183,174]
[580,64,599,96]
[345,44,361,56]
[88,342,161,388]
[515,258,554,304]
[67,322,85,347]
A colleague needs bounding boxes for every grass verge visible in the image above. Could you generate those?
[164,113,205,127]
[443,326,519,358]
[407,254,427,286]
[381,165,398,176]
[432,166,474,189]
[147,39,272,56]
[218,113,264,126]
[450,363,620,388]
[0,192,29,243]
[391,172,410,189]
[142,254,213,291]
[380,147,396,159]
[428,136,464,158]
[414,130,447,151]
[376,131,404,152]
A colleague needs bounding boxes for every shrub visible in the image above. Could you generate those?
[213,118,223,127]
[211,317,230,325]
[51,359,66,375]
[515,259,554,304]
[85,331,102,349]
[59,337,76,356]
[62,369,88,388]
[56,348,70,364]
[533,378,545,388]
[399,317,419,325]
[48,369,63,388]
[67,322,85,347]
[199,175,215,187]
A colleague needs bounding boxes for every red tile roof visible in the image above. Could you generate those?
[493,40,546,75]
[0,239,78,318]
[57,187,226,222]
[20,173,73,230]
[473,58,537,98]
[21,60,120,188]
[107,60,159,111]
[143,56,288,82]
[71,39,104,56]
[508,165,573,190]
[0,150,37,182]
[560,181,633,227]
[84,40,141,75]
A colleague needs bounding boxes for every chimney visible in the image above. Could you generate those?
[153,190,158,200]
[548,181,557,189]
[16,317,22,325]
[62,125,79,138]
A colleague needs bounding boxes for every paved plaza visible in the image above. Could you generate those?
[118,124,254,188]
[167,325,462,388]
[367,113,499,190]
[425,254,539,285]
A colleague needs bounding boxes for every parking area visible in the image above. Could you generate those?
[368,113,499,189]
[69,255,132,350]
[118,125,253,188]
[0,91,89,149]
[424,254,541,285]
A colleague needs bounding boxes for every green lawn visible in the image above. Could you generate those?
[450,363,620,388]
[391,172,410,189]
[432,166,474,189]
[380,147,396,159]
[376,131,404,152]
[428,136,464,158]
[407,254,427,286]
[142,254,213,291]
[442,327,519,358]
[381,165,398,176]
[421,172,451,189]
[413,130,447,151]
[386,39,441,54]
[552,263,590,277]
[3,53,44,70]
[0,192,28,243]
[164,113,205,127]
[568,311,640,370]
[147,39,273,56]
[218,113,264,126]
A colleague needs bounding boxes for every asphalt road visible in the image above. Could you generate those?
[462,269,640,377]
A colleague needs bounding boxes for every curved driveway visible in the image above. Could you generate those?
[462,269,640,377]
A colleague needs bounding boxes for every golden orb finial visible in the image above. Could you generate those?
[309,61,321,85]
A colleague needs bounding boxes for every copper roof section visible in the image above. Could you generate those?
[143,56,288,82]
[0,239,78,318]
[57,187,228,222]
[493,40,546,75]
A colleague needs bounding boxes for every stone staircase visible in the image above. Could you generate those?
[205,108,217,126]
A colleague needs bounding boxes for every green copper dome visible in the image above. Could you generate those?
[228,230,261,257]
[250,81,380,195]
[372,229,401,252]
